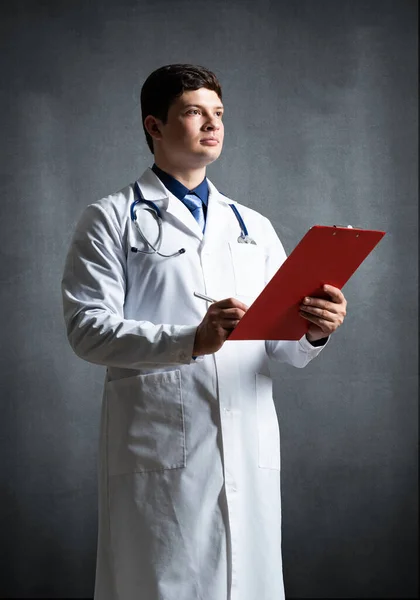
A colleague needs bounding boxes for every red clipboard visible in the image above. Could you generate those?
[228,225,386,341]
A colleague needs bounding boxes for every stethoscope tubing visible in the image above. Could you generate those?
[229,203,249,237]
[130,181,255,256]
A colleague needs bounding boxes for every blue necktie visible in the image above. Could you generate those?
[183,193,205,232]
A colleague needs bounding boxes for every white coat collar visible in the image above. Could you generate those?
[135,168,234,241]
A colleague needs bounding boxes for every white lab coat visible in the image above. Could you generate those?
[62,168,326,600]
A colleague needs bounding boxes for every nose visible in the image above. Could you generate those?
[203,116,221,131]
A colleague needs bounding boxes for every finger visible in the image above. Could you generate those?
[299,308,336,324]
[211,313,245,330]
[299,310,336,328]
[219,319,241,330]
[209,308,245,324]
[217,307,247,319]
[214,297,249,311]
[322,284,346,304]
[300,310,344,333]
[301,299,341,315]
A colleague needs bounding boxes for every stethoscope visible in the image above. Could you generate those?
[130,181,256,257]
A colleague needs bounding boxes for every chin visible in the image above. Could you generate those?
[198,147,222,163]
[199,154,220,168]
[180,145,222,168]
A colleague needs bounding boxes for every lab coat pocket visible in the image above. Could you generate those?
[106,370,186,476]
[229,242,265,298]
[256,374,280,470]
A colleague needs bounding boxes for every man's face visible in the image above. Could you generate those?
[154,88,224,168]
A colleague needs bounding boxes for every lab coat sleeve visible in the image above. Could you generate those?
[61,202,197,368]
[262,219,329,368]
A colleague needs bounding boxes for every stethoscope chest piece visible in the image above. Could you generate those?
[237,234,257,245]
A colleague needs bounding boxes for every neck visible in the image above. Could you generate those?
[153,158,206,190]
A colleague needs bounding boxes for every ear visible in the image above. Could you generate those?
[144,115,163,142]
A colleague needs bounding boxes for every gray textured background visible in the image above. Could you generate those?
[0,0,417,598]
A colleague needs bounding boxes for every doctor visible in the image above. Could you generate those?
[62,64,347,600]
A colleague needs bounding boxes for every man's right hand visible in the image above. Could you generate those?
[193,297,249,356]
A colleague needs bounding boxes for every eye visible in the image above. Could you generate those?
[187,108,200,115]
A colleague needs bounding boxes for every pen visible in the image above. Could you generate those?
[194,291,218,303]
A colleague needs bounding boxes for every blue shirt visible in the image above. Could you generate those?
[151,163,209,219]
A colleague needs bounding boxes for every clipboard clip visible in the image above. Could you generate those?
[332,224,363,237]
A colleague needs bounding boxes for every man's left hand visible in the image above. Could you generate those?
[299,284,347,343]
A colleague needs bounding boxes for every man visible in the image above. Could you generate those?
[62,64,347,600]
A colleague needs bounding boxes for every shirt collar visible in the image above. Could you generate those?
[152,163,209,205]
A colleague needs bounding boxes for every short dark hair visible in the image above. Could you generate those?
[140,64,223,154]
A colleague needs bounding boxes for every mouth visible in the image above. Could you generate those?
[200,138,219,146]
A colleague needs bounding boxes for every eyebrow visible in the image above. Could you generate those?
[183,104,224,110]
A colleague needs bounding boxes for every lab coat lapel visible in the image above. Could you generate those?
[203,180,234,247]
[166,193,204,240]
